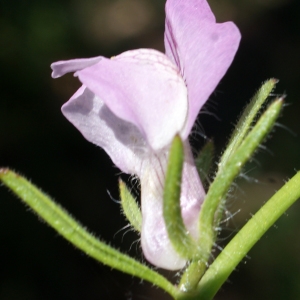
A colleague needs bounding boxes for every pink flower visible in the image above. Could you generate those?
[51,0,240,270]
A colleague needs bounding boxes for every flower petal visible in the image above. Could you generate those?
[51,57,102,78]
[75,49,188,151]
[165,0,241,137]
[140,142,205,270]
[62,85,148,174]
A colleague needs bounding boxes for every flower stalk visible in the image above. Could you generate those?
[195,170,300,300]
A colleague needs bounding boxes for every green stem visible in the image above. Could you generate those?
[196,171,300,299]
[178,260,206,292]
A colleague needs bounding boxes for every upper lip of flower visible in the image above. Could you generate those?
[51,0,240,152]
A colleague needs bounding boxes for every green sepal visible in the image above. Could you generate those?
[195,139,215,187]
[221,78,278,167]
[163,135,197,259]
[119,179,142,232]
[213,79,279,244]
[0,169,178,298]
[197,98,284,271]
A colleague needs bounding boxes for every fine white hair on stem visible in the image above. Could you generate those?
[107,189,121,204]
[128,237,141,253]
[219,209,241,225]
[202,92,221,112]
[257,144,274,156]
[238,166,260,183]
[113,223,133,240]
[129,174,141,195]
[274,122,297,136]
[190,117,207,141]
[238,173,260,184]
[198,109,222,121]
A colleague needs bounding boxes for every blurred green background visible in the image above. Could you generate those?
[1,0,300,299]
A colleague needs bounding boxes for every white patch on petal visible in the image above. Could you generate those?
[62,86,148,175]
[140,151,186,270]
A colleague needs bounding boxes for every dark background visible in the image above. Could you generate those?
[1,0,300,299]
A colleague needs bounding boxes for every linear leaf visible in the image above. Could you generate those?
[0,169,177,298]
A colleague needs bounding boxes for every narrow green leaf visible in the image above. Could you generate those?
[195,140,215,186]
[197,98,283,269]
[221,79,277,167]
[163,135,196,259]
[0,169,178,298]
[213,80,279,248]
[119,179,142,232]
[196,171,300,300]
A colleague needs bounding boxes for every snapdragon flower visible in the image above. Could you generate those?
[51,0,240,270]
